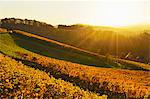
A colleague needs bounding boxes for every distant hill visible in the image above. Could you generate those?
[0,18,150,63]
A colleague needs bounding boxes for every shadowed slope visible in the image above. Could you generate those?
[0,30,149,70]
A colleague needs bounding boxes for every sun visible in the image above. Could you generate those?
[85,1,147,27]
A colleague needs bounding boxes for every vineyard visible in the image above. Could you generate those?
[15,52,150,98]
[0,53,106,98]
[0,29,150,98]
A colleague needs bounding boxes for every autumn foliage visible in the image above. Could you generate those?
[15,52,150,98]
[0,53,106,98]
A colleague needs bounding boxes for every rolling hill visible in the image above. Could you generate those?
[0,18,150,98]
[1,18,150,64]
[0,29,150,98]
[0,29,149,70]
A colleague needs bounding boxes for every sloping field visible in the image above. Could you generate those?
[1,30,148,70]
[0,30,150,98]
[4,30,109,68]
[15,52,150,98]
[0,53,105,98]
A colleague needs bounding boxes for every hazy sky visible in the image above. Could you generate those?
[0,0,150,26]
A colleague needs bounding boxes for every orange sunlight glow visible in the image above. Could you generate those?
[0,0,149,27]
[86,1,148,27]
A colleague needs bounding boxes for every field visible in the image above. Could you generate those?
[0,29,150,98]
[15,51,150,98]
[0,53,106,98]
[0,30,148,70]
[1,18,149,64]
[1,0,150,97]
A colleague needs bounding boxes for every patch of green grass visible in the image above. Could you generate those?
[0,33,33,58]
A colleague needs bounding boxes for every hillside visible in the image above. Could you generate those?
[14,51,150,98]
[0,53,105,98]
[0,29,149,70]
[0,30,150,98]
[1,18,150,64]
[0,18,150,98]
